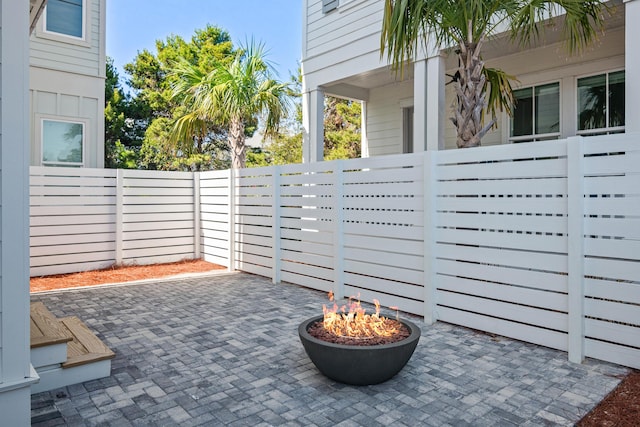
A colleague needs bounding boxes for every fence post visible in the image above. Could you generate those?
[228,168,236,272]
[272,166,281,284]
[423,152,437,324]
[115,169,123,266]
[333,160,345,299]
[567,136,585,363]
[193,172,201,259]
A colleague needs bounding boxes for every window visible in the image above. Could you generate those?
[510,82,560,143]
[45,0,83,39]
[577,70,625,135]
[42,119,84,166]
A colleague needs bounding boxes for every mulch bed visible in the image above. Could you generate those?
[577,370,640,426]
[30,259,225,293]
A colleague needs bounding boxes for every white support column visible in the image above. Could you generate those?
[0,1,39,424]
[567,136,585,364]
[332,160,345,299]
[272,167,281,284]
[625,0,640,133]
[413,59,428,153]
[228,168,236,272]
[115,169,124,265]
[414,54,445,152]
[193,172,201,259]
[426,54,445,151]
[302,89,325,162]
[360,101,369,158]
[422,151,438,324]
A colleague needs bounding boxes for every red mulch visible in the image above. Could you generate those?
[29,261,638,424]
[30,259,225,293]
[577,370,640,426]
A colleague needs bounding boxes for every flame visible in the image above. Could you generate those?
[321,293,401,339]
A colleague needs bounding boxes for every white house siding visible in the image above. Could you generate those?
[303,0,391,89]
[365,81,413,156]
[28,0,105,168]
[0,1,36,424]
[30,0,103,77]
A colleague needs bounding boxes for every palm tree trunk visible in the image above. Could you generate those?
[452,35,494,148]
[229,118,246,169]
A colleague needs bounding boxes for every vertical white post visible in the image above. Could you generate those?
[413,59,427,153]
[423,151,438,324]
[228,168,236,272]
[115,169,124,265]
[426,54,445,151]
[272,166,281,284]
[625,0,640,133]
[360,101,369,158]
[302,89,325,162]
[333,161,345,299]
[193,172,201,259]
[0,1,38,423]
[567,136,585,363]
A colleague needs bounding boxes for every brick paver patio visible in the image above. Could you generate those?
[30,272,628,426]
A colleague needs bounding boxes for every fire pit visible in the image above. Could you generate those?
[298,294,421,385]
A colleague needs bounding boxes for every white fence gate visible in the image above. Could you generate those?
[29,133,640,370]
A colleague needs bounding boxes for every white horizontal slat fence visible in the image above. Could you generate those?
[580,134,640,368]
[30,167,118,276]
[30,168,206,276]
[433,140,571,352]
[28,133,640,370]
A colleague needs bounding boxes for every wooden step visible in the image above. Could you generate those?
[30,302,72,348]
[59,317,115,368]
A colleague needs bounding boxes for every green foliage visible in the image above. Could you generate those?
[112,25,234,170]
[171,40,290,169]
[105,57,145,168]
[324,97,361,160]
[139,117,230,171]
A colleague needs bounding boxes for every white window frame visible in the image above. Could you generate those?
[40,117,86,167]
[508,80,562,143]
[575,68,625,137]
[38,0,90,47]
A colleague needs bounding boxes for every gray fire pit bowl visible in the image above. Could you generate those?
[298,315,421,386]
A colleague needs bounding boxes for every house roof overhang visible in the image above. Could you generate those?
[30,0,47,34]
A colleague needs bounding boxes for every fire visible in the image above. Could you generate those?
[322,292,401,339]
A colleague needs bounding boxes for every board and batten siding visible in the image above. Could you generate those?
[29,0,104,77]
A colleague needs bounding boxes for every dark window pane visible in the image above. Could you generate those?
[511,87,533,137]
[578,74,606,130]
[535,83,560,134]
[609,71,625,127]
[46,0,83,38]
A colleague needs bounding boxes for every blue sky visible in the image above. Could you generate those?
[106,0,302,84]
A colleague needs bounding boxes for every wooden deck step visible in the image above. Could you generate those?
[30,302,73,348]
[59,317,115,368]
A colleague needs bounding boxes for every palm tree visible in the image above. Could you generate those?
[381,0,609,148]
[171,41,289,168]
